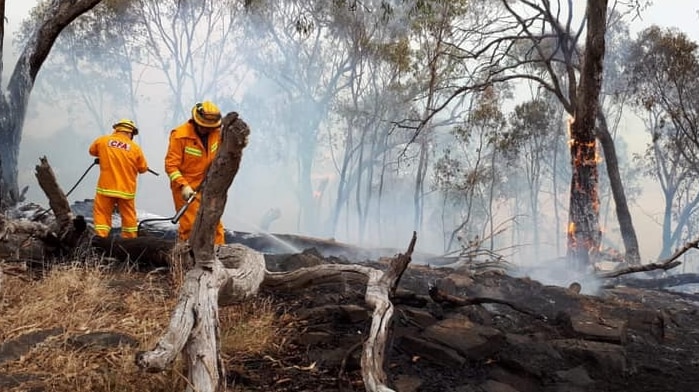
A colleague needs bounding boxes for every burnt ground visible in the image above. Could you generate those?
[3,248,699,392]
[228,252,699,392]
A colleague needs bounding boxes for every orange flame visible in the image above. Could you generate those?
[567,116,575,147]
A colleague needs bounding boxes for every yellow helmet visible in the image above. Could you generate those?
[191,101,222,128]
[112,118,139,135]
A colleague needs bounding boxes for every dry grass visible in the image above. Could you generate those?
[0,263,285,392]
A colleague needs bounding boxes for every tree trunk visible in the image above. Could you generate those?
[0,0,104,210]
[0,116,21,210]
[567,0,608,269]
[596,109,641,265]
[413,141,428,232]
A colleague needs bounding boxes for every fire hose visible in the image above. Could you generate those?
[32,158,159,222]
[136,190,198,235]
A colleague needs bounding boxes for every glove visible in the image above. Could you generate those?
[93,158,100,164]
[181,185,195,201]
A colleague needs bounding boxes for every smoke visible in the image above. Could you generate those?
[510,258,606,296]
[9,0,698,277]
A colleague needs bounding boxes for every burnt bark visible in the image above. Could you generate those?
[34,157,74,233]
[0,0,103,210]
[566,0,608,269]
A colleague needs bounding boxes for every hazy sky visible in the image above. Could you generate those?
[3,0,699,262]
[4,1,698,66]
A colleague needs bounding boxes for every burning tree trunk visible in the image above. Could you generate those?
[566,0,608,269]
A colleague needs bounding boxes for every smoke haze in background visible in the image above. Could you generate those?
[5,1,699,286]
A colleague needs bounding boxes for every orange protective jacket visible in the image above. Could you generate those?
[165,120,221,191]
[89,132,148,199]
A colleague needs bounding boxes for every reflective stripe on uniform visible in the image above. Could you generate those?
[122,226,139,233]
[169,170,183,181]
[211,142,218,153]
[184,147,203,157]
[94,224,111,232]
[96,187,136,199]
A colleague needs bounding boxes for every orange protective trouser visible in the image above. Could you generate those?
[93,193,139,238]
[171,189,225,245]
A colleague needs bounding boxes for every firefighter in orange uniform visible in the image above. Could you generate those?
[165,101,225,244]
[89,119,149,238]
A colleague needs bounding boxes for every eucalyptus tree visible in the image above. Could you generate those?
[17,0,144,133]
[398,0,472,234]
[625,26,699,175]
[34,0,250,126]
[239,1,362,233]
[498,96,560,260]
[635,117,699,259]
[125,0,247,124]
[416,0,641,266]
[433,86,509,252]
[625,26,699,259]
[327,36,416,242]
[0,0,105,210]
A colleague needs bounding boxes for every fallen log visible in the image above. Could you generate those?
[598,236,699,279]
[0,209,63,262]
[0,157,89,264]
[611,273,699,290]
[90,236,174,269]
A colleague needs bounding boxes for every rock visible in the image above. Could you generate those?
[550,339,627,375]
[393,374,423,392]
[498,334,566,378]
[489,366,541,392]
[554,365,594,387]
[445,272,475,288]
[67,331,139,350]
[623,308,665,343]
[400,307,439,329]
[398,335,466,368]
[421,316,505,361]
[481,379,522,392]
[0,328,64,365]
[568,314,627,344]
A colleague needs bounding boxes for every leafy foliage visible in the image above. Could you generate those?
[625,26,699,257]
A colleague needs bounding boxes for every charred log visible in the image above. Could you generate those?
[612,273,699,290]
[90,236,174,269]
